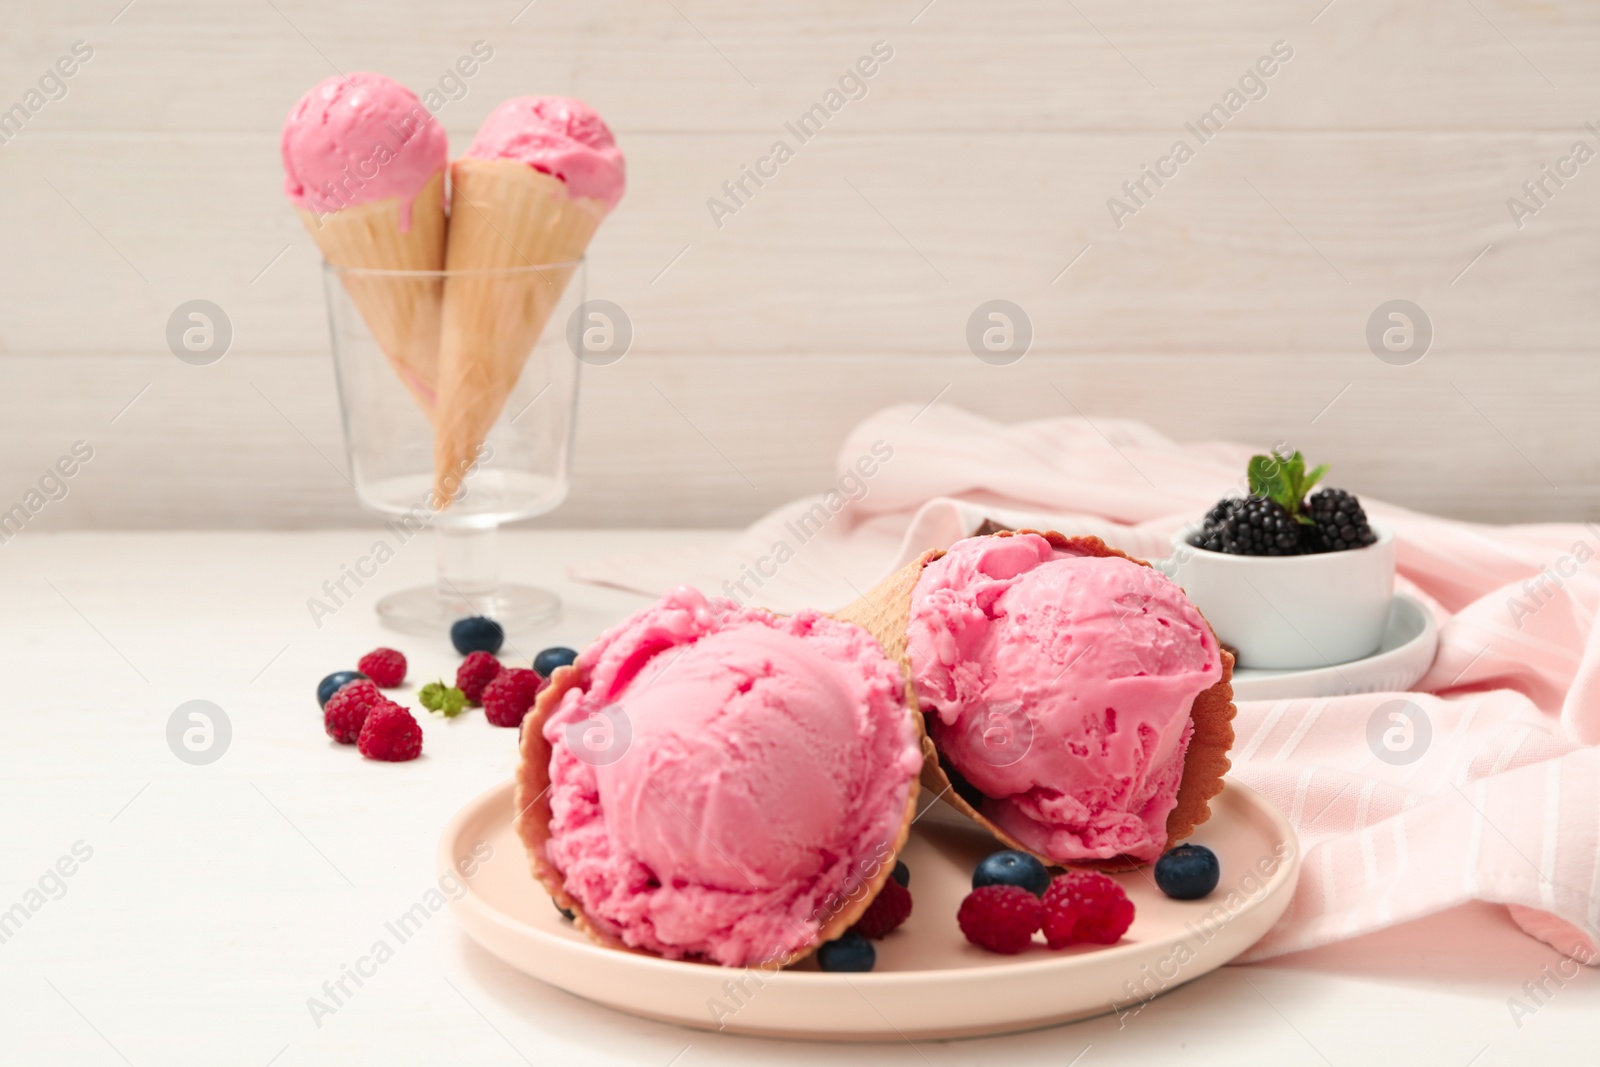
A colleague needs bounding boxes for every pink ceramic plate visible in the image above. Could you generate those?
[440,780,1299,1040]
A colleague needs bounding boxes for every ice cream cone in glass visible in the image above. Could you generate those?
[322,258,585,634]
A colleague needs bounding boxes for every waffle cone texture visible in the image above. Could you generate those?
[431,159,604,503]
[298,170,447,415]
[834,528,1236,871]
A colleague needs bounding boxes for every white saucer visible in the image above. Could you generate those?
[1229,592,1438,701]
[441,780,1299,1040]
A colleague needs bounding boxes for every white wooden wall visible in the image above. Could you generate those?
[1,0,1596,528]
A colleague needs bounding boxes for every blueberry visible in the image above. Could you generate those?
[972,850,1050,896]
[554,898,575,922]
[450,616,504,655]
[816,932,875,972]
[1154,843,1220,900]
[316,670,367,708]
[533,646,579,678]
[892,860,910,888]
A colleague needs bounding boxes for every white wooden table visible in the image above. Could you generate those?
[3,530,1594,1066]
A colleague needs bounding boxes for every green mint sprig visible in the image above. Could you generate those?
[1246,450,1328,526]
[419,681,467,717]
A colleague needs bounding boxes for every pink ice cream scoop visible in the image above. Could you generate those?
[909,534,1221,865]
[540,586,921,967]
[280,72,448,224]
[465,95,626,211]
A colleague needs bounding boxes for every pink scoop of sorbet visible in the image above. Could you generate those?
[280,72,448,225]
[908,534,1221,865]
[465,95,626,211]
[541,586,921,967]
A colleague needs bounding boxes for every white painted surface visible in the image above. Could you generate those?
[0,0,1595,525]
[2,529,1596,1065]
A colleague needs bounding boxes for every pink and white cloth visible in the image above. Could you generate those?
[571,404,1600,964]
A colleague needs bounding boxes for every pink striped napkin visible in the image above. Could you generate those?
[571,404,1600,963]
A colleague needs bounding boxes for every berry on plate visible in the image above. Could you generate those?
[851,878,912,939]
[357,701,423,761]
[1154,843,1221,900]
[1040,871,1134,948]
[972,849,1051,896]
[957,885,1042,954]
[323,679,383,744]
[456,650,502,705]
[816,932,875,972]
[482,667,545,728]
[533,646,578,678]
[891,860,910,887]
[316,670,367,708]
[451,615,505,655]
[358,647,407,688]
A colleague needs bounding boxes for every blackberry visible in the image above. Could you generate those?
[938,748,989,810]
[1190,496,1303,556]
[1304,488,1376,552]
[1200,498,1235,529]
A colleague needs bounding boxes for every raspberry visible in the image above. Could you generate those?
[1041,870,1134,948]
[456,651,503,705]
[358,647,407,688]
[851,878,912,939]
[957,885,1041,954]
[323,679,383,744]
[357,701,422,762]
[482,667,544,728]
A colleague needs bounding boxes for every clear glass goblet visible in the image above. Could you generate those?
[322,259,584,635]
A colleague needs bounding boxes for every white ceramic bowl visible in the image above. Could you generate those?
[1229,592,1437,699]
[1166,523,1396,670]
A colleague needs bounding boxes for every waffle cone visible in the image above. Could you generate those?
[432,159,605,503]
[515,658,925,968]
[836,528,1237,871]
[299,170,446,414]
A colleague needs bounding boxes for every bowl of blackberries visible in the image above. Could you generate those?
[1169,451,1394,670]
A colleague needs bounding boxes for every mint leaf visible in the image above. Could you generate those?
[1284,451,1305,495]
[1247,454,1283,499]
[1302,463,1329,497]
[1246,449,1329,524]
[419,681,467,717]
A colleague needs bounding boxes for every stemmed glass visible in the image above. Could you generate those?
[322,259,584,635]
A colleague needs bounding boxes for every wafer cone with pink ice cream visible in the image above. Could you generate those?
[281,73,449,414]
[515,587,924,968]
[835,528,1236,871]
[431,97,625,502]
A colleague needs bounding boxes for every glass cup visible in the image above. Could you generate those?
[322,259,584,635]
